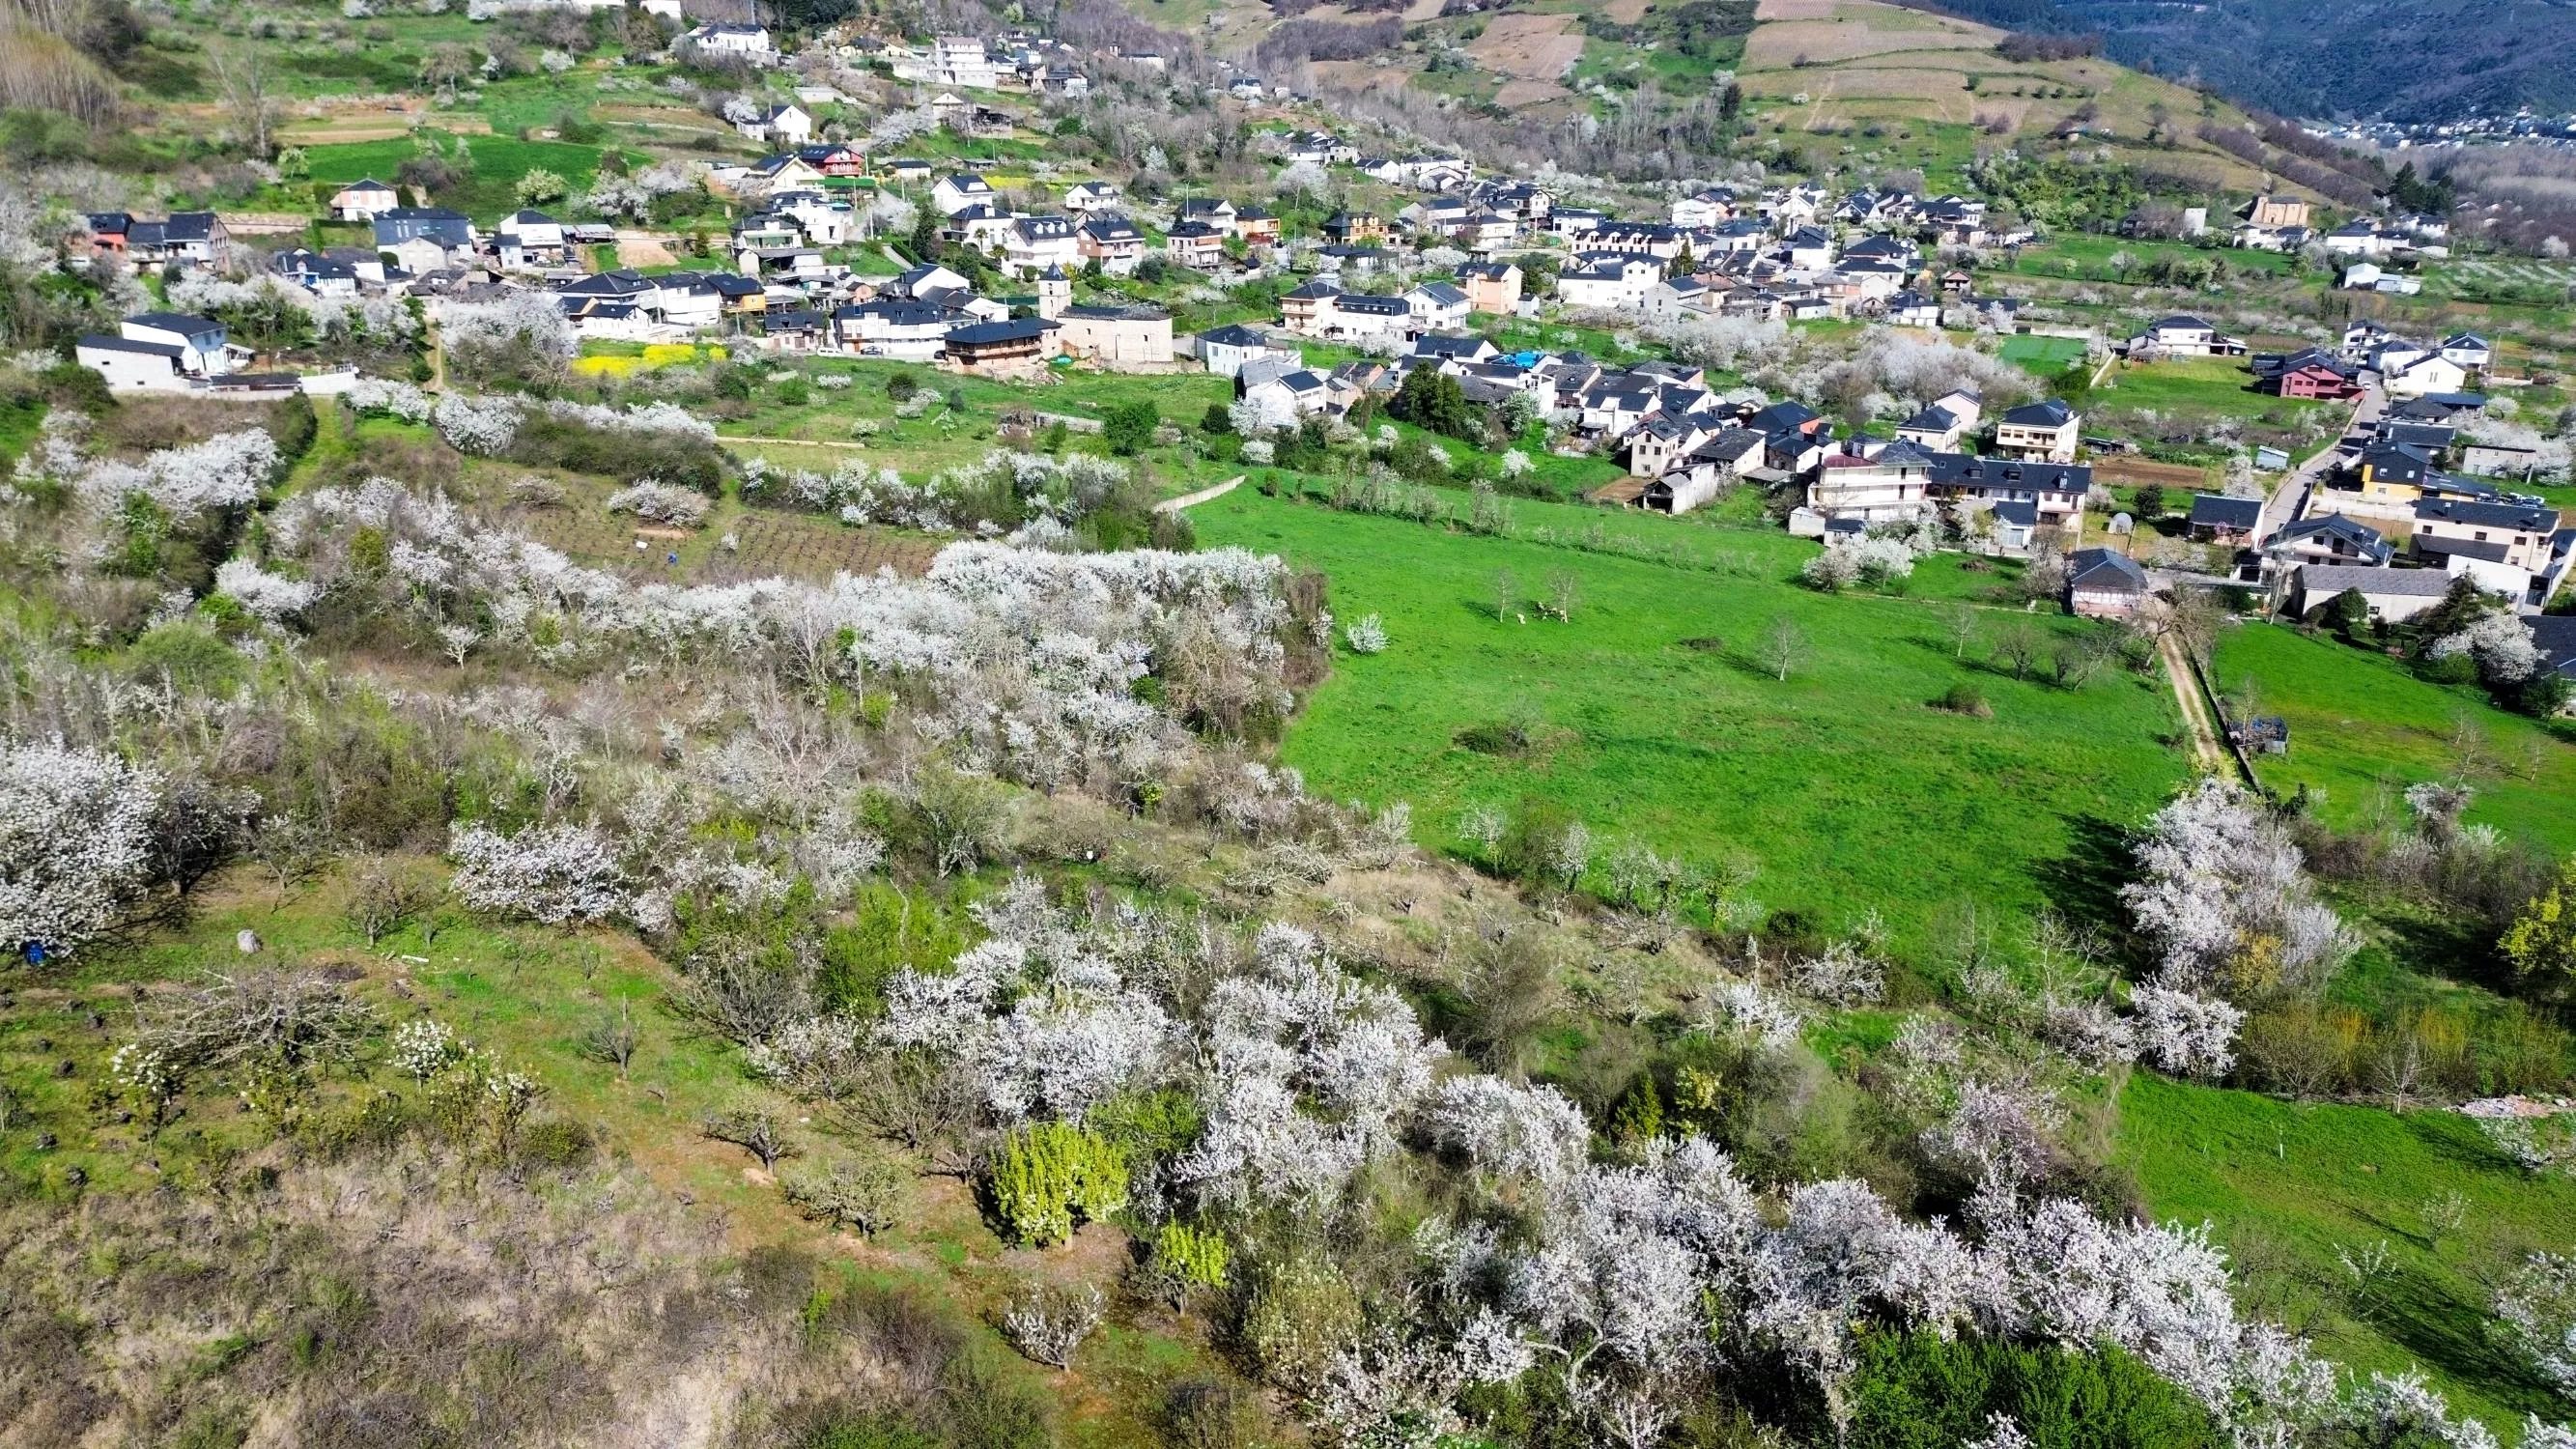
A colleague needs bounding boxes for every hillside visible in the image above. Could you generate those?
[1878,0,2576,121]
[1173,0,2300,193]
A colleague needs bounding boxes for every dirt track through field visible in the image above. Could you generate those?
[1468,13,1582,107]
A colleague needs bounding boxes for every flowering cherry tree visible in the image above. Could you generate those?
[447,820,628,924]
[0,740,165,960]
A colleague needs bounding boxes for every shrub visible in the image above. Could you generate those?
[782,1154,907,1234]
[1936,682,1992,717]
[985,1121,1127,1246]
[1103,400,1158,457]
[1240,1255,1362,1393]
[1840,1330,2220,1449]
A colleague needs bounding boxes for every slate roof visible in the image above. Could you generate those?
[2189,494,2265,530]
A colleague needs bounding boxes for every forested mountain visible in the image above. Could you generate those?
[1892,0,2576,121]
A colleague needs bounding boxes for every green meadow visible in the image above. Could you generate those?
[2119,1073,2576,1436]
[2211,621,2576,855]
[1194,485,2191,943]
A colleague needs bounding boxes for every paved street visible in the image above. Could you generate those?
[2252,384,2383,546]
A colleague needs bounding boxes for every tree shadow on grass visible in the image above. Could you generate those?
[2364,1262,2573,1419]
[2377,911,2518,997]
[2031,812,2138,944]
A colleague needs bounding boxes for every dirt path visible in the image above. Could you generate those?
[2159,632,2227,774]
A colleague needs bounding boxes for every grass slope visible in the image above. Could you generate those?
[2119,1073,2576,1435]
[2210,622,2576,854]
[1194,485,2189,943]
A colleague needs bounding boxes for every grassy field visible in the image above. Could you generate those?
[301,134,618,221]
[2211,621,2576,855]
[2082,356,2345,454]
[2118,1072,2576,1436]
[2000,333,2089,374]
[1193,484,2190,945]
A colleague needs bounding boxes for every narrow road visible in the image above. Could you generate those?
[2252,384,2382,547]
[2159,632,2228,775]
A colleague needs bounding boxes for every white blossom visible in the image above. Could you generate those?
[447,819,627,924]
[0,741,163,959]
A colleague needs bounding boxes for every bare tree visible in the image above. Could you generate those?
[2167,585,2225,668]
[1942,603,1981,660]
[1494,567,1519,622]
[419,43,476,103]
[1756,616,1809,681]
[835,1049,985,1176]
[211,47,279,158]
[252,811,332,909]
[704,1107,796,1171]
[345,857,442,947]
[583,1001,639,1078]
[1993,621,2044,681]
[1543,568,1580,622]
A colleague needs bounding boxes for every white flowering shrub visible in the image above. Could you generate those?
[389,1017,465,1080]
[447,820,627,924]
[605,480,713,527]
[1345,613,1387,654]
[213,556,320,623]
[1425,1075,1590,1186]
[1239,439,1276,465]
[348,378,434,424]
[434,393,521,456]
[1805,532,1918,591]
[66,429,279,518]
[2495,1253,2576,1396]
[1703,979,1803,1049]
[439,292,577,384]
[0,741,164,960]
[2429,611,2543,686]
[2129,983,2243,1078]
[2122,779,2356,993]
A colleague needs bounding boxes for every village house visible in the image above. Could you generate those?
[129,212,230,268]
[2243,194,2310,229]
[1231,206,1282,246]
[327,179,399,222]
[1929,455,2091,526]
[1164,220,1227,270]
[684,21,774,55]
[1197,323,1298,379]
[1323,211,1389,246]
[2412,497,2562,577]
[1993,399,2082,463]
[1075,214,1146,276]
[2291,564,2451,624]
[1555,254,1661,311]
[495,210,569,270]
[740,103,812,146]
[1446,260,1516,316]
[2187,493,2264,545]
[836,298,951,359]
[1807,440,1943,522]
[75,333,187,391]
[1063,182,1121,213]
[1000,215,1081,278]
[2130,314,2244,358]
[944,317,1059,375]
[1895,389,1981,450]
[2066,548,2149,618]
[2264,514,2392,579]
[1403,281,1470,330]
[120,312,239,376]
[1049,301,1174,368]
[930,174,996,217]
